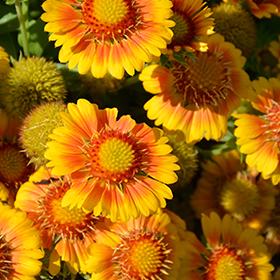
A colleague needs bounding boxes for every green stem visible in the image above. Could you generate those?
[15,0,29,57]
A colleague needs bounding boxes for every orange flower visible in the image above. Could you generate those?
[139,33,251,144]
[41,0,175,79]
[190,150,278,231]
[86,210,186,280]
[233,77,280,185]
[0,204,44,279]
[15,167,111,276]
[168,0,214,53]
[180,212,274,279]
[44,99,179,222]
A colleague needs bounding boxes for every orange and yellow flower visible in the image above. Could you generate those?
[139,33,251,144]
[15,166,112,276]
[41,0,175,79]
[233,77,280,185]
[44,99,179,222]
[168,0,214,53]
[190,149,278,231]
[0,204,44,279]
[86,210,186,280]
[180,212,274,279]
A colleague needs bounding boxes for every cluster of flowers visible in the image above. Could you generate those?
[1,0,280,279]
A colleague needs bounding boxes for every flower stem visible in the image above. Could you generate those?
[15,0,29,57]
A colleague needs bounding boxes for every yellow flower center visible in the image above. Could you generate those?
[266,103,280,147]
[169,12,194,49]
[0,234,14,279]
[172,51,231,107]
[205,246,246,280]
[0,144,28,183]
[220,172,261,221]
[38,180,99,240]
[82,0,143,42]
[87,130,149,185]
[99,138,134,173]
[116,230,172,279]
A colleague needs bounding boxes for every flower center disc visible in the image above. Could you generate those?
[172,52,231,107]
[117,231,172,279]
[0,145,27,182]
[38,181,98,240]
[82,0,142,41]
[87,130,148,185]
[169,12,194,48]
[206,247,246,280]
[220,173,261,221]
[0,234,14,279]
[266,103,280,147]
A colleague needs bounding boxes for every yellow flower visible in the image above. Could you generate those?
[233,77,280,185]
[41,0,175,79]
[44,99,179,222]
[86,210,186,280]
[190,150,278,231]
[168,0,214,53]
[15,167,111,276]
[0,204,44,279]
[0,46,10,78]
[180,212,274,279]
[139,33,251,144]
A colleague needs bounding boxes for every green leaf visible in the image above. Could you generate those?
[172,51,188,68]
[159,54,169,66]
[28,18,49,56]
[0,3,19,34]
[5,0,15,5]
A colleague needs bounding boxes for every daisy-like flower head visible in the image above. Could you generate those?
[0,204,44,279]
[190,150,278,231]
[0,56,67,119]
[233,77,280,185]
[139,33,251,144]
[223,0,280,19]
[41,0,175,79]
[168,0,214,53]
[15,166,111,276]
[212,3,257,57]
[44,99,179,222]
[86,209,186,280]
[180,212,274,279]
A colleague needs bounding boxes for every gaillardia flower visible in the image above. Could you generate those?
[139,33,251,144]
[212,3,257,57]
[15,167,111,276]
[0,204,44,279]
[0,56,67,119]
[86,210,186,280]
[41,0,175,79]
[0,46,10,79]
[168,0,214,53]
[190,150,278,231]
[180,212,274,279]
[233,77,280,185]
[45,99,179,222]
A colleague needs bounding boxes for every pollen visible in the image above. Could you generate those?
[82,0,142,42]
[205,246,246,280]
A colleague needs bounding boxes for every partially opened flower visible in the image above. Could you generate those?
[180,212,274,279]
[190,150,278,231]
[139,33,251,144]
[0,204,44,279]
[41,0,175,79]
[86,210,186,280]
[15,167,111,276]
[233,77,280,185]
[45,99,179,222]
[168,0,214,53]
